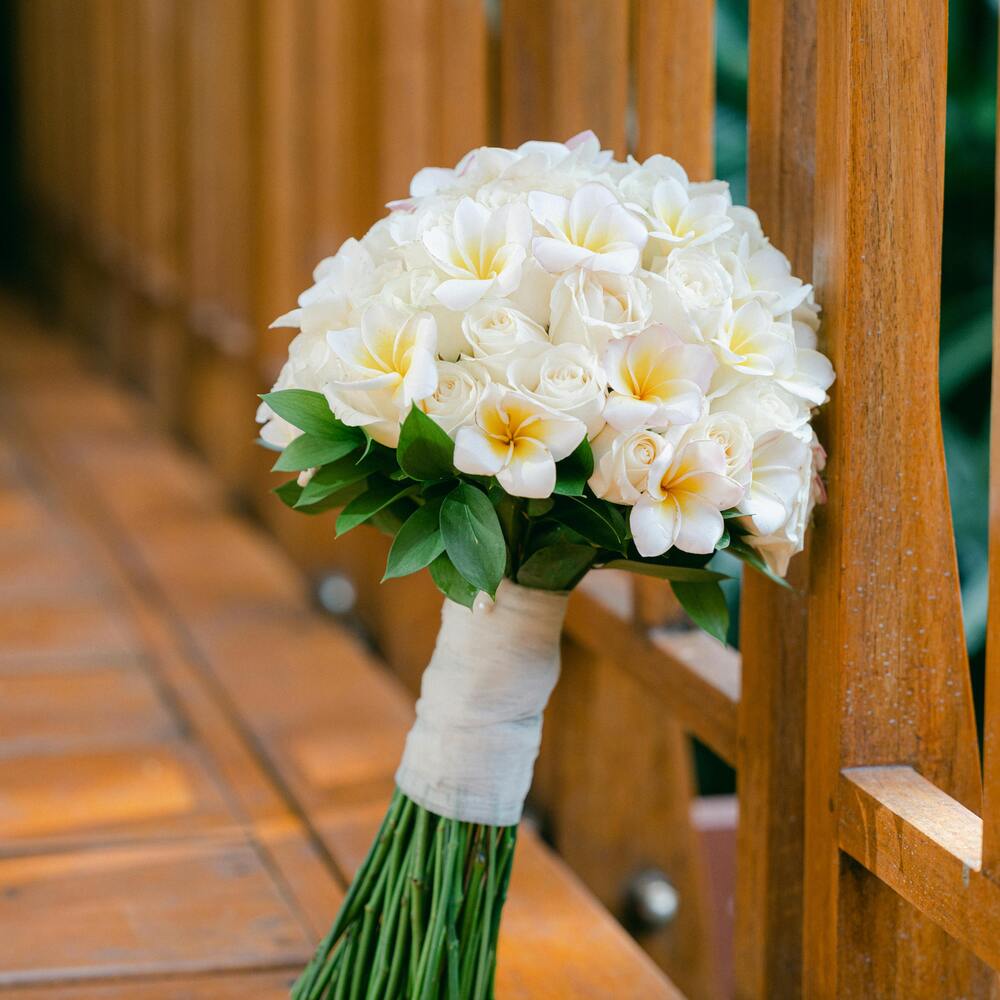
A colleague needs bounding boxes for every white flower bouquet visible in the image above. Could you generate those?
[258,131,833,999]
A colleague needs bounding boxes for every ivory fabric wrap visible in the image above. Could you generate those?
[395,580,569,826]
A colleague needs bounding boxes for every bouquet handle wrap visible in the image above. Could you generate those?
[396,580,569,827]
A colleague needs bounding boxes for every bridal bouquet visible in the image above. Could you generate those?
[258,131,833,998]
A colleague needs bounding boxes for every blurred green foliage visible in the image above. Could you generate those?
[716,0,998,659]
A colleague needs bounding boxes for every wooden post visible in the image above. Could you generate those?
[736,1,814,995]
[983,12,1000,886]
[805,0,990,994]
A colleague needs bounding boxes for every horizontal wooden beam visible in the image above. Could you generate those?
[566,581,739,765]
[839,767,1000,971]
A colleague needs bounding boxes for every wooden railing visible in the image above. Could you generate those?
[14,0,1000,996]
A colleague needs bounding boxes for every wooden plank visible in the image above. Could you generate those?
[566,584,739,765]
[0,746,232,845]
[0,840,313,985]
[736,2,815,994]
[839,767,1000,971]
[548,0,629,154]
[0,969,299,999]
[806,0,991,994]
[435,0,489,162]
[500,0,551,145]
[633,0,714,176]
[983,9,1000,884]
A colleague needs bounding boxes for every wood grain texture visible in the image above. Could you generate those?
[736,2,815,995]
[0,313,678,994]
[548,0,629,154]
[984,10,1000,884]
[840,767,1000,971]
[500,0,552,145]
[806,0,991,994]
[633,0,714,175]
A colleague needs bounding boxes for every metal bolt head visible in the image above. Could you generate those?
[316,573,356,615]
[627,869,680,930]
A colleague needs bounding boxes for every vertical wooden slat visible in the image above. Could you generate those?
[633,0,715,178]
[548,0,629,155]
[983,13,1000,884]
[806,0,990,994]
[735,2,814,995]
[376,0,436,206]
[435,0,489,163]
[500,0,551,146]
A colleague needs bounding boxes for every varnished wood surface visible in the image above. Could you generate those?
[806,1,992,995]
[0,301,677,997]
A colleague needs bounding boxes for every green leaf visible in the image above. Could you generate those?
[722,507,744,520]
[274,476,365,515]
[259,389,353,440]
[428,552,479,609]
[397,406,455,480]
[272,432,361,472]
[727,538,792,589]
[336,478,418,536]
[295,454,372,507]
[383,500,446,581]
[600,559,730,582]
[517,544,596,591]
[526,498,554,518]
[671,581,730,644]
[553,438,594,496]
[440,483,507,598]
[273,478,303,509]
[547,496,627,552]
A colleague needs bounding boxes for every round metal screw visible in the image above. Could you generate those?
[316,573,357,615]
[627,869,680,930]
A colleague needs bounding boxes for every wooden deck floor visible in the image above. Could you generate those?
[0,302,677,998]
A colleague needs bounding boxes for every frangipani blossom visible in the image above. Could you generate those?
[423,198,532,311]
[323,304,438,446]
[643,177,733,248]
[529,183,648,275]
[631,438,745,557]
[454,387,586,498]
[603,324,716,431]
[711,300,795,379]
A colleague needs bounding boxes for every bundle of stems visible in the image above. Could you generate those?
[292,790,517,1000]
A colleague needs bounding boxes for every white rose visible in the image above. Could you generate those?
[713,379,810,437]
[739,429,812,536]
[589,425,668,505]
[460,302,548,378]
[506,343,607,437]
[257,361,303,449]
[744,430,821,576]
[419,361,489,436]
[549,270,651,353]
[687,411,754,488]
[658,247,733,334]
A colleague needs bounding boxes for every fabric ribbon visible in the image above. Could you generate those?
[395,579,569,826]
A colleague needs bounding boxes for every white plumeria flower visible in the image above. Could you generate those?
[630,438,745,557]
[738,429,812,536]
[422,198,532,311]
[528,183,648,275]
[453,387,587,499]
[589,425,668,506]
[322,304,438,448]
[642,177,733,249]
[603,324,716,432]
[711,300,796,379]
[326,302,438,410]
